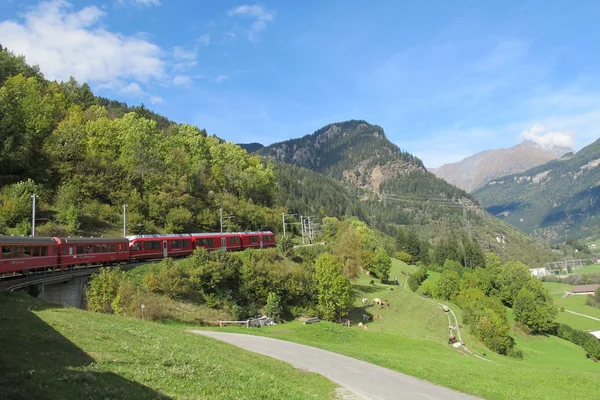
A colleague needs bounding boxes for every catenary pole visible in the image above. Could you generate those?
[31,194,37,237]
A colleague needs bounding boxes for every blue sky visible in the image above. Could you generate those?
[1,0,600,167]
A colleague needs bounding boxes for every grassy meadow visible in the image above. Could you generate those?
[542,281,600,331]
[0,292,337,400]
[212,260,600,400]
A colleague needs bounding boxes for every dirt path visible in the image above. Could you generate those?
[565,309,600,321]
[189,331,481,400]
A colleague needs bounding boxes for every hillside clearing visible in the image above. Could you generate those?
[0,293,337,400]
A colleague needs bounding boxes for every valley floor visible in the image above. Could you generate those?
[211,260,599,400]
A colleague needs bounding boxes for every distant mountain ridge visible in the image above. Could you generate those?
[260,120,553,265]
[431,140,572,192]
[474,138,600,242]
[258,120,423,193]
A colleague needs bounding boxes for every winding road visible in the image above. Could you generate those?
[189,330,481,400]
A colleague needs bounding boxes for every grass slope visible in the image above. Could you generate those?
[213,261,599,399]
[0,293,336,400]
[543,282,600,331]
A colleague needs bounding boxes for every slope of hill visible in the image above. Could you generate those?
[0,293,337,399]
[474,138,600,242]
[259,120,423,193]
[431,140,572,192]
[263,122,554,266]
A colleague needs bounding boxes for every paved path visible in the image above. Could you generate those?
[189,330,481,400]
[565,309,600,321]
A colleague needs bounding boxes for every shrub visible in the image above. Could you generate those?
[395,251,412,264]
[264,292,283,321]
[508,348,523,360]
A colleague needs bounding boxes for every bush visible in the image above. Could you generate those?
[264,292,283,321]
[554,323,600,360]
[507,348,523,360]
[395,251,412,264]
[408,266,428,292]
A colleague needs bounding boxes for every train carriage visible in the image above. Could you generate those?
[127,234,194,261]
[0,236,59,275]
[191,232,243,252]
[55,237,130,268]
[239,231,276,249]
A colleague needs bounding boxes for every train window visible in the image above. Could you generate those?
[102,244,108,252]
[171,240,183,248]
[109,244,115,252]
[144,241,160,250]
[14,246,22,257]
[264,236,272,241]
[93,244,100,253]
[23,246,31,257]
[1,246,11,259]
[250,236,257,243]
[184,240,190,247]
[76,245,84,254]
[41,246,48,256]
[86,245,93,254]
[131,242,140,251]
[32,246,40,257]
[230,237,239,244]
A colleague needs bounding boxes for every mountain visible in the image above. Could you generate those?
[263,121,554,266]
[474,138,600,242]
[238,142,264,153]
[259,120,423,193]
[431,140,573,192]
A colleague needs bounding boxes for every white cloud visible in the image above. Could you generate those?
[173,75,192,86]
[0,0,166,89]
[214,75,228,83]
[228,4,275,42]
[520,124,575,148]
[117,0,161,6]
[150,96,163,104]
[120,82,143,95]
[197,34,210,46]
[172,45,197,72]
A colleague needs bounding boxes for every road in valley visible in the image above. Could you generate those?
[189,330,481,400]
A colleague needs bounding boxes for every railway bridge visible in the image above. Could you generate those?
[0,266,134,309]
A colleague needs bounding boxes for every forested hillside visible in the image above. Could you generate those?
[474,138,600,242]
[265,121,554,266]
[0,46,281,237]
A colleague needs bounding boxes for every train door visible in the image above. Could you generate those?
[260,236,264,249]
[163,240,168,258]
[221,237,227,250]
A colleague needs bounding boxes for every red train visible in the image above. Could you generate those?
[0,231,276,276]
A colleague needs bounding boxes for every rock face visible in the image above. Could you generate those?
[431,141,573,192]
[258,120,424,192]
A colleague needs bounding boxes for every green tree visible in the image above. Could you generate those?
[372,247,391,281]
[513,278,557,333]
[497,261,531,306]
[86,268,126,314]
[435,270,461,300]
[264,292,283,321]
[165,207,193,233]
[315,253,353,321]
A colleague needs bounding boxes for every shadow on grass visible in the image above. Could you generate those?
[353,284,381,294]
[0,293,171,400]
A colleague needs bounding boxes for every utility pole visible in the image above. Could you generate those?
[219,208,234,233]
[123,204,127,237]
[282,212,286,237]
[31,194,37,237]
[308,216,313,243]
[300,215,304,244]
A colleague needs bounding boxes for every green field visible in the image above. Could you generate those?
[0,293,337,400]
[211,261,600,400]
[542,282,600,331]
[571,264,600,274]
